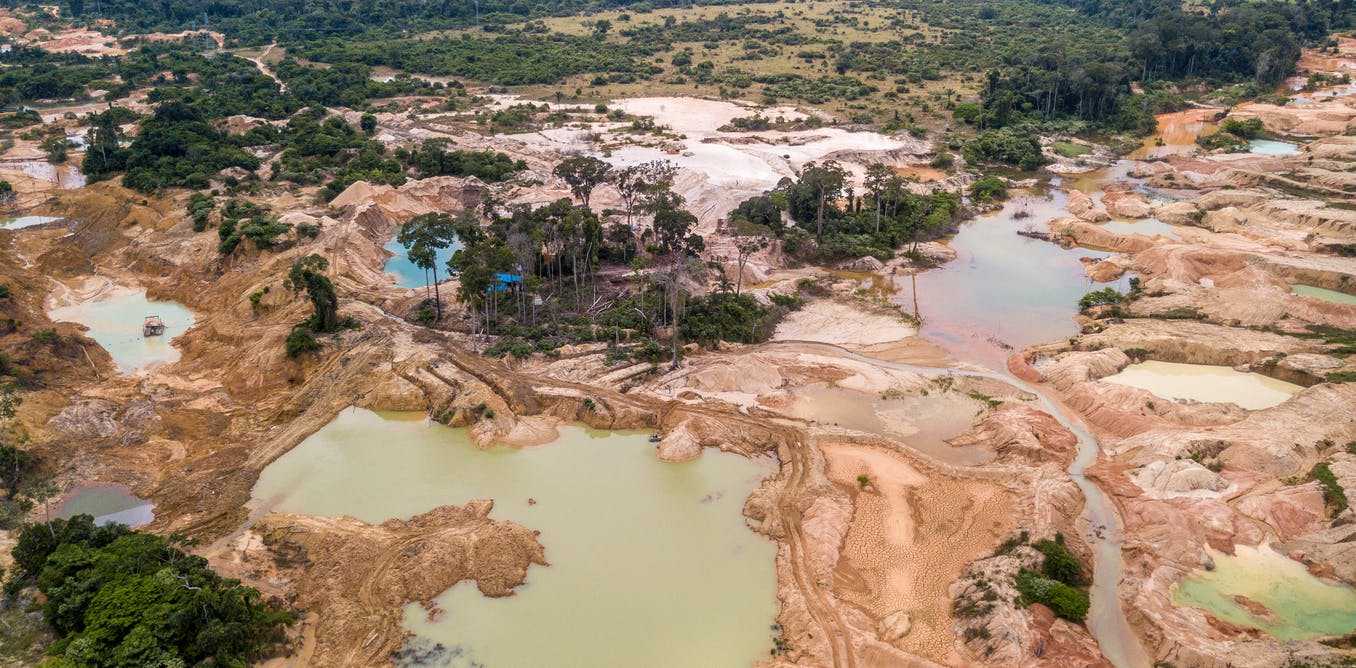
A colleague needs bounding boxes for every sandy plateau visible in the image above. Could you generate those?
[2,31,1356,668]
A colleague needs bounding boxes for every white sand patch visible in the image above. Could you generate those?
[774,300,916,347]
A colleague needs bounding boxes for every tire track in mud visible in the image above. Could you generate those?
[778,431,858,668]
[758,339,1150,667]
[658,398,858,667]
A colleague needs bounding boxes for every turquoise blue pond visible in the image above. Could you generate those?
[1248,140,1301,156]
[384,235,462,289]
[49,288,195,373]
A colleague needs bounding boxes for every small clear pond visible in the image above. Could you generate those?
[1293,284,1356,306]
[383,235,462,289]
[49,288,195,373]
[1,215,63,230]
[56,483,154,526]
[252,408,777,668]
[1175,543,1356,642]
[1248,139,1301,156]
[1102,361,1302,410]
[1099,218,1182,241]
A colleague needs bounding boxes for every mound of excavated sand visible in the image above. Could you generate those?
[773,299,915,347]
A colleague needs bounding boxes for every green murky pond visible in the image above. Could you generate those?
[786,383,994,465]
[49,288,195,373]
[1293,284,1356,306]
[1102,361,1302,410]
[252,408,777,668]
[1175,543,1356,641]
[56,483,154,526]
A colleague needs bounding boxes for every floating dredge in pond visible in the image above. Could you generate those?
[142,315,165,337]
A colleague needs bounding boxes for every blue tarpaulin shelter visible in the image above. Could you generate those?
[488,273,523,292]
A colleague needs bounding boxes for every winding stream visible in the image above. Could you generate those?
[765,340,1151,666]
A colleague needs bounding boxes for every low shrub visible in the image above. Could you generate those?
[1015,571,1089,621]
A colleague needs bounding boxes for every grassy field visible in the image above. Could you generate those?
[451,0,970,130]
[1051,141,1092,158]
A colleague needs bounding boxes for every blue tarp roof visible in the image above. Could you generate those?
[486,273,523,292]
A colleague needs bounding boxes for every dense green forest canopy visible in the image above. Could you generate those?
[6,0,773,44]
[2,0,1348,132]
[10,516,292,667]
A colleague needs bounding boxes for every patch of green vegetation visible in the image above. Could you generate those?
[1153,306,1204,320]
[284,327,321,357]
[1078,287,1124,312]
[680,291,779,345]
[9,515,292,666]
[966,390,1002,410]
[963,127,1050,170]
[1015,571,1090,621]
[1311,462,1348,513]
[1033,534,1084,586]
[218,199,291,255]
[85,101,261,192]
[734,162,962,264]
[187,192,216,233]
[969,175,1008,203]
[1287,324,1356,357]
[993,530,1029,556]
[1051,141,1091,158]
[0,596,51,666]
[297,34,661,86]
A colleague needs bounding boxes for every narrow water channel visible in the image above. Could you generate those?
[764,338,1152,668]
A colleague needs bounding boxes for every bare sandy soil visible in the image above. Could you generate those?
[774,299,917,347]
[822,442,1013,665]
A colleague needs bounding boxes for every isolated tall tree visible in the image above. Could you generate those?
[864,162,892,234]
[800,160,847,242]
[731,221,771,295]
[285,254,339,333]
[553,156,612,208]
[449,220,515,345]
[83,111,123,177]
[614,160,677,233]
[645,188,703,256]
[656,254,706,369]
[0,384,21,500]
[397,213,458,319]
